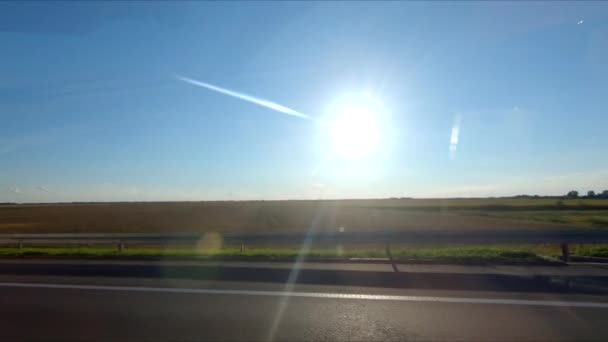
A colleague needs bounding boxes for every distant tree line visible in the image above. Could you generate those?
[510,190,608,199]
[565,190,608,199]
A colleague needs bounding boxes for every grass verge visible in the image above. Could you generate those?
[0,245,605,263]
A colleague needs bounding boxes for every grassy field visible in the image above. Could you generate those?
[0,198,607,234]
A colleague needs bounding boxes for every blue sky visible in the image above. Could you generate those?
[1,1,608,202]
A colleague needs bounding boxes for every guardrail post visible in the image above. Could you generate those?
[240,243,244,253]
[118,241,125,253]
[561,243,570,262]
[17,240,23,249]
[385,243,399,272]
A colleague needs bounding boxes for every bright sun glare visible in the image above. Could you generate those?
[326,93,383,160]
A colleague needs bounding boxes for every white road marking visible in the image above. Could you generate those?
[1,282,607,308]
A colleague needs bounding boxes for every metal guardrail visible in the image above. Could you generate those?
[1,229,608,261]
[1,229,608,243]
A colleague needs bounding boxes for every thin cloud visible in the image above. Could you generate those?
[36,185,51,193]
[8,186,20,194]
[175,75,312,120]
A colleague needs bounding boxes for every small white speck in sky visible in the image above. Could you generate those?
[577,20,584,25]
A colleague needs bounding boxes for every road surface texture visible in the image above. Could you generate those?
[0,259,607,341]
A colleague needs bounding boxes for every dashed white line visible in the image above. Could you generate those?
[1,282,607,308]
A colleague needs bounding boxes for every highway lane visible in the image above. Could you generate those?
[0,260,607,341]
[1,259,607,294]
[1,278,608,341]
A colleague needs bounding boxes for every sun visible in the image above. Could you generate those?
[330,106,378,159]
[324,93,383,160]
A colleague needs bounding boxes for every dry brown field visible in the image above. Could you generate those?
[1,198,607,234]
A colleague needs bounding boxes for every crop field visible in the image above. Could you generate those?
[1,198,607,234]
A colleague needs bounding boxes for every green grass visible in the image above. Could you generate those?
[391,246,540,260]
[1,244,605,263]
[572,245,608,258]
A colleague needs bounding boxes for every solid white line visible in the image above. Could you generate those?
[1,282,607,309]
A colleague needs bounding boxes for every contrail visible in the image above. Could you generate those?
[175,75,312,120]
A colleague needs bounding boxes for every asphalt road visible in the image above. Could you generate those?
[1,260,608,341]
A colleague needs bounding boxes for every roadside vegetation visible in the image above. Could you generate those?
[0,244,605,263]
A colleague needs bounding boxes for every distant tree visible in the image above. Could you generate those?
[587,190,596,198]
[566,190,579,198]
[601,190,608,199]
